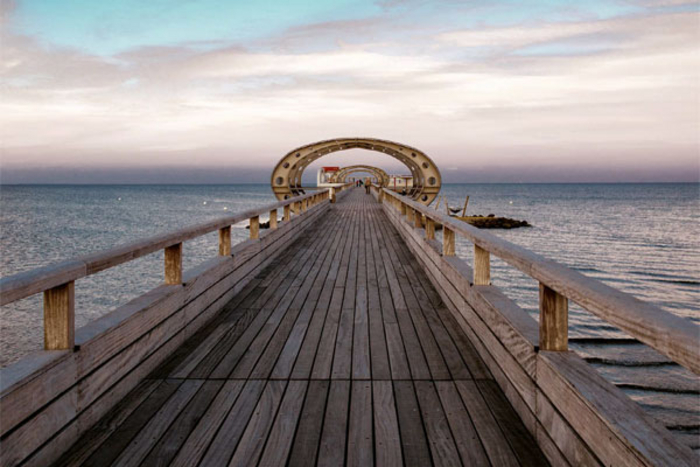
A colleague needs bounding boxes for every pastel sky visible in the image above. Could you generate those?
[1,0,698,183]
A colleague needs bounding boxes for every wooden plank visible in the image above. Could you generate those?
[310,287,344,379]
[317,380,351,467]
[43,281,75,350]
[53,379,162,467]
[414,381,462,465]
[287,381,330,467]
[352,286,371,379]
[198,380,266,466]
[373,381,403,467]
[219,226,231,256]
[435,381,489,465]
[478,379,550,466]
[140,380,223,467]
[537,351,697,466]
[228,380,287,467]
[347,381,374,466]
[455,380,520,467]
[331,306,355,379]
[79,379,182,467]
[393,381,432,466]
[111,379,203,467]
[169,380,246,467]
[257,380,308,467]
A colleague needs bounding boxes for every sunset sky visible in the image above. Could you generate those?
[1,0,698,183]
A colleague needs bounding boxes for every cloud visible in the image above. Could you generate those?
[0,6,698,182]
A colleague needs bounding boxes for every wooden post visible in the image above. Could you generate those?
[330,187,336,203]
[44,282,75,350]
[461,195,470,217]
[474,245,490,285]
[284,204,291,221]
[165,243,182,285]
[400,202,407,216]
[269,209,278,229]
[218,226,231,256]
[539,284,568,351]
[414,210,422,228]
[425,218,435,240]
[443,227,455,256]
[250,216,260,240]
[407,207,414,223]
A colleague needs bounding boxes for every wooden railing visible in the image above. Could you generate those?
[376,186,697,466]
[0,189,332,352]
[379,188,699,374]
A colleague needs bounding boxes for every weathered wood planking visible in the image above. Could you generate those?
[381,188,700,375]
[47,189,551,467]
[379,187,697,466]
[0,198,331,467]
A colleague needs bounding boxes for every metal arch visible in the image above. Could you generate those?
[270,137,441,205]
[331,165,390,186]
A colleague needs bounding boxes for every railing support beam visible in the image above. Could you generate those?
[474,245,490,285]
[443,227,455,256]
[425,218,435,240]
[44,281,75,350]
[165,243,183,285]
[539,284,568,351]
[250,216,260,240]
[218,226,231,256]
[269,209,278,229]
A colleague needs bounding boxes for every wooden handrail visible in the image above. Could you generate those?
[0,190,327,307]
[380,187,700,374]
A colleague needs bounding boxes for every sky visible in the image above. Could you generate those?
[1,0,698,183]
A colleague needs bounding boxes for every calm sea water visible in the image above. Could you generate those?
[1,183,698,449]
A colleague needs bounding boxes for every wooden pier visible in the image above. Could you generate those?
[1,186,697,466]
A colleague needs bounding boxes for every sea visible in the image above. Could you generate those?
[1,183,698,451]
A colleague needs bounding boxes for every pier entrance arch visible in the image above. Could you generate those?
[270,137,441,205]
[331,165,390,186]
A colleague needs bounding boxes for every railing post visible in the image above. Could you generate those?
[414,210,422,228]
[250,216,260,240]
[218,226,231,256]
[44,281,75,350]
[330,187,336,203]
[400,202,407,216]
[443,227,455,256]
[406,206,414,223]
[539,284,568,351]
[474,245,490,285]
[425,217,435,240]
[165,243,182,285]
[269,209,278,229]
[284,204,291,222]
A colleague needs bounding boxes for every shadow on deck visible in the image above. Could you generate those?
[55,189,547,466]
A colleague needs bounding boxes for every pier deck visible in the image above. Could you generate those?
[54,189,547,466]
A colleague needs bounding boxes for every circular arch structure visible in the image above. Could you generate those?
[270,138,441,205]
[330,165,390,186]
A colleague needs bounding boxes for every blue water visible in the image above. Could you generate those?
[1,183,698,449]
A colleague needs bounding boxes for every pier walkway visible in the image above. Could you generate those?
[54,189,546,466]
[2,183,697,467]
